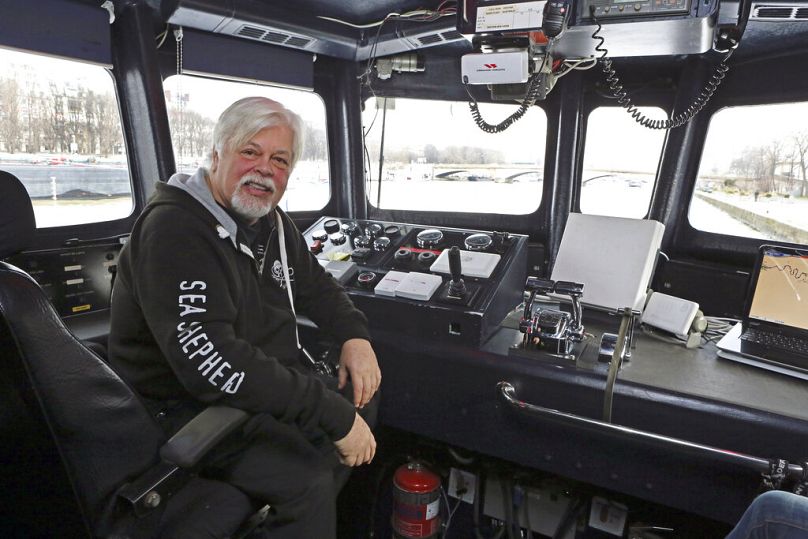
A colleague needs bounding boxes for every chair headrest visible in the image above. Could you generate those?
[0,170,36,259]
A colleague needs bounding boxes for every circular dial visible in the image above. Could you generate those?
[416,228,443,249]
[464,233,493,251]
[323,218,341,234]
[373,236,391,251]
[341,221,361,236]
[357,271,377,288]
[353,235,371,249]
[311,229,328,242]
[384,225,401,237]
[328,232,346,245]
[365,223,383,239]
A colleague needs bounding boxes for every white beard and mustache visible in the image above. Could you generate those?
[230,173,277,221]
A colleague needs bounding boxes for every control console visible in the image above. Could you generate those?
[303,217,527,346]
[5,241,123,318]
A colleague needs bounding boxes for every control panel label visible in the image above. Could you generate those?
[476,1,546,32]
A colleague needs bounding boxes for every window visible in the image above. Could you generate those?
[362,97,546,214]
[580,107,666,218]
[163,75,330,212]
[0,48,132,228]
[689,102,808,244]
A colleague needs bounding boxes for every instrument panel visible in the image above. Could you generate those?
[303,217,528,346]
[5,241,123,318]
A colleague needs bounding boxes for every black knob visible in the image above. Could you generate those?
[357,271,377,288]
[353,235,371,249]
[373,236,391,251]
[394,248,413,265]
[417,251,436,268]
[365,223,383,239]
[329,232,346,245]
[384,225,400,237]
[341,221,361,236]
[448,246,467,297]
[311,229,328,242]
[323,218,340,234]
[449,246,462,282]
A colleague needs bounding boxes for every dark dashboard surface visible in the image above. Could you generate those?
[371,311,808,524]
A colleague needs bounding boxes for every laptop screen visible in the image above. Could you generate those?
[748,246,808,331]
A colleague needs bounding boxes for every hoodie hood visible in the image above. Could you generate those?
[167,168,240,250]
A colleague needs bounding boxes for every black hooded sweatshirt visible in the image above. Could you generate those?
[109,170,370,441]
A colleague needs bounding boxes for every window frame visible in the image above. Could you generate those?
[685,101,808,245]
[674,99,808,268]
[0,47,138,247]
[360,95,549,217]
[161,72,333,214]
[359,93,555,239]
[577,105,668,219]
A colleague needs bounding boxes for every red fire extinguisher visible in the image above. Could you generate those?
[391,462,442,538]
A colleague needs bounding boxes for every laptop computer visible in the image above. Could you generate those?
[717,244,808,377]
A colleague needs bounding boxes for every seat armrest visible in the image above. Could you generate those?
[160,406,249,468]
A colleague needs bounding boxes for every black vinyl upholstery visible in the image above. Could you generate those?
[0,170,258,538]
[0,170,36,259]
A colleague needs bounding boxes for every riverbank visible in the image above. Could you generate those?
[696,192,808,244]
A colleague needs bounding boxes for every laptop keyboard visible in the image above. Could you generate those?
[741,328,808,355]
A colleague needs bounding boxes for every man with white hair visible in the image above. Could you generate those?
[109,97,380,538]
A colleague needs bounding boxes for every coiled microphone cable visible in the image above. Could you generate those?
[464,52,550,133]
[590,6,734,130]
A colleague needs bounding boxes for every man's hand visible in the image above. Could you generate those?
[338,338,381,409]
[334,412,376,466]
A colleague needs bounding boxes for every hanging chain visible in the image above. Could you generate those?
[174,27,185,166]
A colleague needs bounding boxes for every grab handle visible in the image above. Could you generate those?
[497,381,803,479]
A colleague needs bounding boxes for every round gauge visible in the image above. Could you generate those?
[464,233,493,251]
[384,225,400,237]
[311,229,328,242]
[357,271,377,288]
[365,223,383,239]
[353,235,371,249]
[328,232,346,245]
[417,251,437,267]
[394,248,413,264]
[416,228,443,249]
[341,221,361,236]
[373,236,391,251]
[323,218,341,234]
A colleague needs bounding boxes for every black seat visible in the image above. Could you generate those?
[0,170,263,538]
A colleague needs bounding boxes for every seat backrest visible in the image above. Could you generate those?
[0,171,167,533]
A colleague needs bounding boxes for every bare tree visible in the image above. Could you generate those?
[763,139,784,193]
[729,149,756,179]
[0,78,22,153]
[97,92,123,156]
[302,124,327,161]
[794,131,808,197]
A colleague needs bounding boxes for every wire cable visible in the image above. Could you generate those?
[318,9,455,29]
[590,7,733,130]
[442,486,464,539]
[603,309,633,422]
[465,52,549,133]
[155,23,171,49]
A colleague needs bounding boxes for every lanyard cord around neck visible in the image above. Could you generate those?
[275,211,301,350]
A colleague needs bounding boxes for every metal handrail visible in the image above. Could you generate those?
[497,381,804,480]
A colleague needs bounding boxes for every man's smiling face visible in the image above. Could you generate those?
[208,124,294,223]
